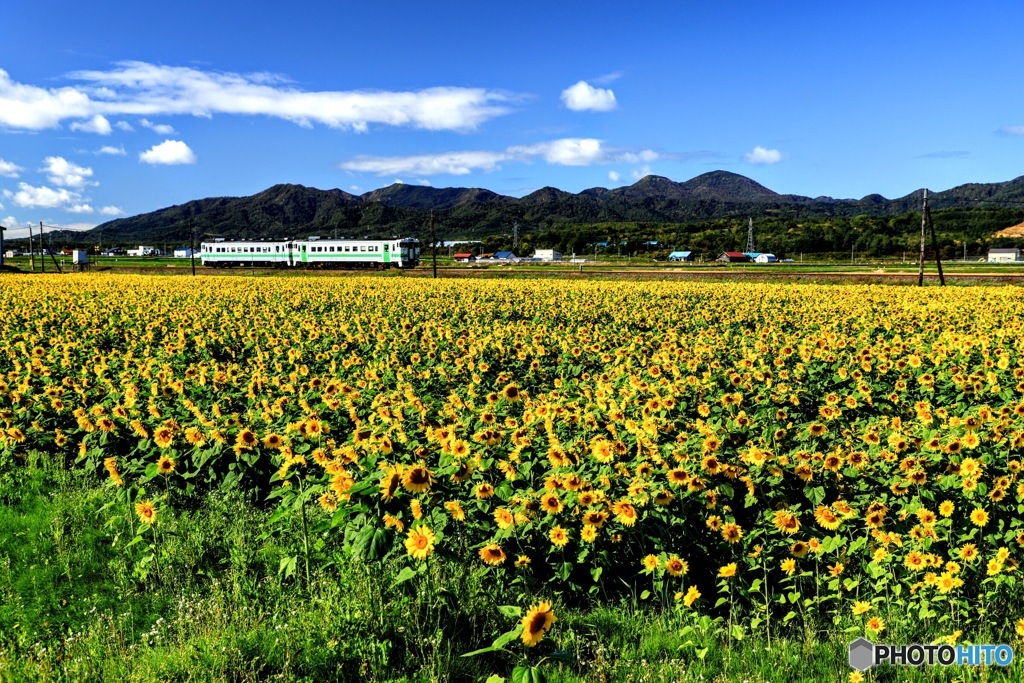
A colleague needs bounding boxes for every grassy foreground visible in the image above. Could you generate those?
[0,464,1018,682]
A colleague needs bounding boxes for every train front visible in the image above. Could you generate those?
[399,239,421,268]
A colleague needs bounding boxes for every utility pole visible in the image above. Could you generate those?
[28,223,34,271]
[189,218,196,276]
[917,189,928,286]
[746,217,755,253]
[0,224,5,268]
[927,193,945,286]
[429,210,437,279]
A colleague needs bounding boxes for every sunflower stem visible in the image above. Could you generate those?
[298,473,312,591]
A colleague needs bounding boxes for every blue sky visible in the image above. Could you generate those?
[2,1,1023,238]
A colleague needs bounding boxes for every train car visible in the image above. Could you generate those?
[201,240,294,267]
[298,238,420,269]
[201,238,421,269]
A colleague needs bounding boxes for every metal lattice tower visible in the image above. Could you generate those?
[512,222,520,251]
[746,217,755,253]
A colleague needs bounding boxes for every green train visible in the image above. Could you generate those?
[200,238,420,269]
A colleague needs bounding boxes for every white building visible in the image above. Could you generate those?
[533,249,562,262]
[988,248,1022,263]
[174,247,197,258]
[127,246,157,257]
[755,253,778,263]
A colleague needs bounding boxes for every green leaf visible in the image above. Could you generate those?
[511,665,546,683]
[497,605,523,619]
[485,676,506,683]
[278,555,297,580]
[392,566,418,587]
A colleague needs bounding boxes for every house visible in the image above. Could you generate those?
[477,252,496,260]
[453,253,476,263]
[667,251,694,262]
[988,248,1022,263]
[533,249,562,262]
[127,245,157,257]
[755,253,778,263]
[718,251,750,263]
[174,247,197,258]
[493,251,519,261]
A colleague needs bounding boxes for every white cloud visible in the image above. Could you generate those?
[98,145,126,156]
[67,203,94,214]
[69,114,112,135]
[43,156,95,188]
[1000,125,1024,136]
[393,178,405,184]
[100,205,124,216]
[608,171,621,183]
[744,146,782,165]
[344,150,506,176]
[1,215,21,228]
[0,62,515,132]
[140,118,175,134]
[349,185,362,192]
[631,165,653,180]
[342,138,658,176]
[11,182,81,209]
[139,139,197,165]
[0,158,23,178]
[417,179,432,186]
[114,120,134,131]
[560,80,617,112]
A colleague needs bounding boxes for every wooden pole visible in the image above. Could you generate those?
[40,222,45,273]
[430,210,437,279]
[927,196,945,286]
[190,218,196,276]
[917,189,927,286]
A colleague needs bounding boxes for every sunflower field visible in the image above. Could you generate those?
[2,273,1024,676]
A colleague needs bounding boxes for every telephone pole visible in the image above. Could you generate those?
[189,218,196,276]
[927,192,945,286]
[429,210,437,279]
[917,190,928,286]
[746,217,755,253]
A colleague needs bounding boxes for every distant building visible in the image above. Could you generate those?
[127,246,157,257]
[718,251,750,263]
[988,248,1022,263]
[533,249,562,262]
[174,247,197,258]
[493,251,519,261]
[453,253,476,263]
[668,251,694,262]
[755,253,778,263]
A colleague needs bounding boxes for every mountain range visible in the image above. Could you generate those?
[33,170,1024,247]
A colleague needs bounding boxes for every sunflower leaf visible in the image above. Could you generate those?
[497,605,522,618]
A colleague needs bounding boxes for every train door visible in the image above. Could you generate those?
[287,242,294,266]
[383,242,391,267]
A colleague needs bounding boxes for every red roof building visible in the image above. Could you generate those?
[718,251,750,263]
